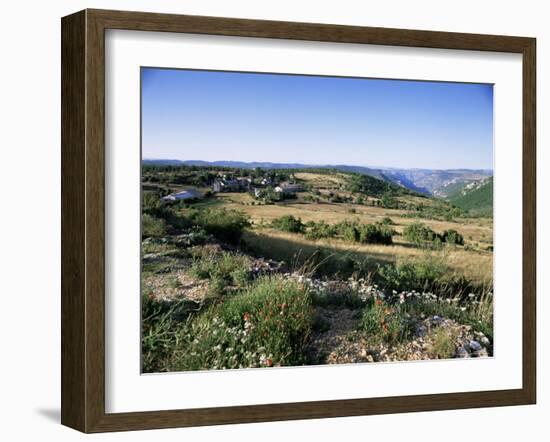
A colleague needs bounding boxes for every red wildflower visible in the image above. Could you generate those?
[243,312,250,322]
[266,358,273,367]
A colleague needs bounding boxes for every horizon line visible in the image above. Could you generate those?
[142,158,494,172]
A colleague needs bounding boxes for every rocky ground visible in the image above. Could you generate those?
[307,309,489,364]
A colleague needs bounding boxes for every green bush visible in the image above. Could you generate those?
[304,220,392,245]
[441,229,464,245]
[271,215,306,233]
[358,223,393,245]
[171,276,314,370]
[403,222,438,244]
[305,221,338,240]
[142,213,167,238]
[336,220,360,242]
[189,208,250,244]
[379,192,399,209]
[403,223,464,247]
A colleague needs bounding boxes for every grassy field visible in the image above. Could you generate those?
[202,193,493,281]
[241,228,492,284]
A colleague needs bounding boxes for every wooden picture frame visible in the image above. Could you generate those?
[61,8,536,433]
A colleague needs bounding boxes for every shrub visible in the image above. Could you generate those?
[403,222,438,244]
[377,256,448,292]
[380,217,395,226]
[271,215,306,233]
[361,298,411,345]
[336,220,360,242]
[303,220,392,245]
[142,213,167,238]
[359,224,393,245]
[380,192,399,209]
[305,221,337,240]
[142,192,165,217]
[189,208,250,243]
[441,229,464,245]
[171,276,314,370]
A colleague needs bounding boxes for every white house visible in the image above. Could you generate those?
[161,188,202,202]
[274,183,301,194]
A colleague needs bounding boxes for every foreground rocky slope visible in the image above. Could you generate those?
[142,234,492,368]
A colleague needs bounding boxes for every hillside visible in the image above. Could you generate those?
[448,177,493,216]
[142,159,492,197]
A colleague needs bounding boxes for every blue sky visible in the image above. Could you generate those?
[141,68,493,170]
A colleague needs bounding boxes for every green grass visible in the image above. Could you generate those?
[186,197,224,209]
[188,250,251,295]
[142,275,315,372]
[361,298,413,346]
[169,276,314,371]
[142,213,167,238]
[400,293,493,340]
[377,255,448,293]
[141,293,201,373]
[243,230,381,279]
[428,328,456,359]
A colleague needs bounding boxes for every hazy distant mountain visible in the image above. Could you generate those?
[381,169,493,197]
[142,159,492,197]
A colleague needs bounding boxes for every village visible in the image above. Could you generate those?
[161,171,302,202]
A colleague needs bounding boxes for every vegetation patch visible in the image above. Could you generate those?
[188,250,251,294]
[271,215,306,233]
[404,222,464,247]
[169,276,314,371]
[361,298,412,345]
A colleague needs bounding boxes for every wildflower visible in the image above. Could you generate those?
[266,358,273,367]
[243,312,250,322]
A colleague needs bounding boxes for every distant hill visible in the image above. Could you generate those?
[448,177,493,216]
[142,159,492,197]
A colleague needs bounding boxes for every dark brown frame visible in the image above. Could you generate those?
[61,8,536,433]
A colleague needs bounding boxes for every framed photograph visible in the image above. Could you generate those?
[61,9,536,433]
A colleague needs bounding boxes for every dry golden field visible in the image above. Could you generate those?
[208,190,493,284]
